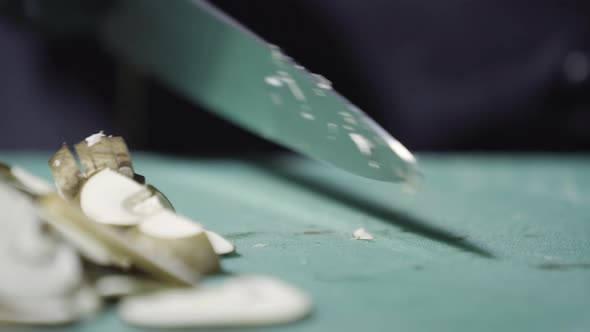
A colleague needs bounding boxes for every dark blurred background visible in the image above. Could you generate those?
[0,0,589,153]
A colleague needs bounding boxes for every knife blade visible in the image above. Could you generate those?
[100,0,418,183]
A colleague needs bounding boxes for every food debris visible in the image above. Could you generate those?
[85,131,106,147]
[352,228,374,240]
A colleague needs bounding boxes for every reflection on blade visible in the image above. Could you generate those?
[101,0,418,182]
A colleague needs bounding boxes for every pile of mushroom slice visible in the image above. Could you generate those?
[0,163,101,325]
[0,133,312,328]
[49,133,233,276]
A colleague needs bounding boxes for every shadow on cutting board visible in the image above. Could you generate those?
[251,160,496,259]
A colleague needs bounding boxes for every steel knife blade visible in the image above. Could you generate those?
[101,0,418,183]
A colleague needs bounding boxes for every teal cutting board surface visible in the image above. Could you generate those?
[0,152,589,332]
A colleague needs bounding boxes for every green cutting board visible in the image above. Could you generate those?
[1,152,589,332]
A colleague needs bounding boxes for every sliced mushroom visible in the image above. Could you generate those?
[109,136,134,178]
[74,140,97,177]
[119,276,312,328]
[205,230,235,255]
[0,284,102,326]
[134,210,221,275]
[95,275,163,299]
[147,184,175,212]
[11,168,53,196]
[79,169,156,226]
[37,193,200,286]
[0,179,102,325]
[48,144,82,200]
[74,133,135,178]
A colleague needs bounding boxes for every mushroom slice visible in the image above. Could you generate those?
[80,169,156,226]
[109,136,134,178]
[10,167,54,196]
[83,133,118,174]
[37,193,200,286]
[134,210,220,275]
[205,230,235,255]
[0,285,101,326]
[0,176,102,325]
[119,276,312,328]
[74,140,97,177]
[49,144,82,200]
[72,132,135,179]
[147,184,175,212]
[95,275,163,299]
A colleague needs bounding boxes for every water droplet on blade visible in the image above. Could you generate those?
[343,117,357,125]
[300,112,315,120]
[265,76,283,87]
[313,89,326,96]
[368,161,381,169]
[348,133,373,156]
[269,93,283,105]
[312,74,332,90]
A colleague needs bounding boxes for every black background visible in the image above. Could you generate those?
[0,0,589,153]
